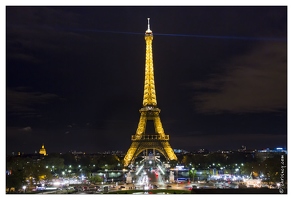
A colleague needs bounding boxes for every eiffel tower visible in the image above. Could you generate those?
[123,18,177,167]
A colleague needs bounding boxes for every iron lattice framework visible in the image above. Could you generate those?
[123,19,177,167]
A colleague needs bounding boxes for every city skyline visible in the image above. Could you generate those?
[6,6,287,154]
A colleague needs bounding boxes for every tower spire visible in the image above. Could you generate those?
[146,17,152,34]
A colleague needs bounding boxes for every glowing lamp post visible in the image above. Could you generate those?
[22,185,26,193]
[190,168,196,183]
[105,169,108,182]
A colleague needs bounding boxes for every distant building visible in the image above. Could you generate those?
[39,144,47,156]
[256,147,287,161]
[238,145,247,152]
[198,149,209,154]
[71,150,85,155]
[173,149,189,154]
[258,147,287,153]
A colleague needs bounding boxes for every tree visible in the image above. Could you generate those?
[61,152,77,166]
[89,175,103,184]
[43,155,65,172]
[169,160,177,168]
[6,156,28,191]
[6,156,53,191]
[263,155,286,185]
[6,170,25,191]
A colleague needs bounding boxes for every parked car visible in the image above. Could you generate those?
[152,185,158,189]
[119,186,126,190]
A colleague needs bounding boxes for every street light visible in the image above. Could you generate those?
[174,168,178,183]
[190,168,196,183]
[22,186,26,193]
[105,169,108,183]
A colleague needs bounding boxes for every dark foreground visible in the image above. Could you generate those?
[191,188,287,194]
[7,188,287,195]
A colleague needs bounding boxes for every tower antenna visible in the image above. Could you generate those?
[146,18,152,33]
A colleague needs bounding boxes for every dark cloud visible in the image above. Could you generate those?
[19,126,32,132]
[7,88,64,114]
[192,42,287,114]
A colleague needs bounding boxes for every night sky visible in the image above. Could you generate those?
[5,6,287,154]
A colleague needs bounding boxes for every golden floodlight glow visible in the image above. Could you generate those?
[123,18,177,167]
[39,144,47,156]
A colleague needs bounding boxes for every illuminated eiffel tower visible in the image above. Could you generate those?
[123,18,177,167]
